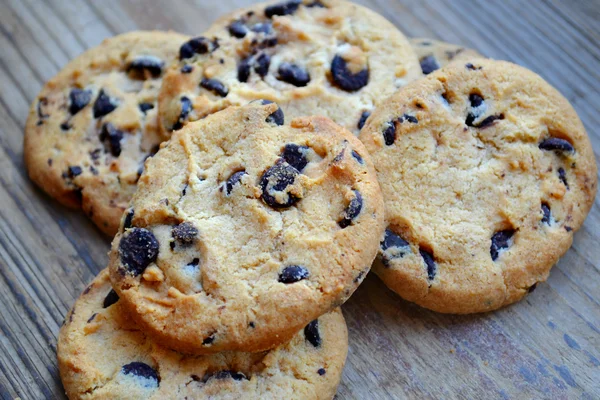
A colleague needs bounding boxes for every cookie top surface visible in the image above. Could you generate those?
[359,59,597,314]
[24,31,189,235]
[410,38,483,75]
[157,0,421,136]
[108,102,384,353]
[58,269,348,400]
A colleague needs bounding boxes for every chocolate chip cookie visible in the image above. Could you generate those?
[108,102,384,353]
[157,0,422,136]
[24,31,189,235]
[410,38,483,75]
[58,269,348,399]
[359,59,597,314]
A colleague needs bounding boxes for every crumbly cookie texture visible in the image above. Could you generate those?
[24,31,189,235]
[359,59,597,314]
[157,0,422,136]
[58,270,348,400]
[410,37,483,75]
[108,102,384,353]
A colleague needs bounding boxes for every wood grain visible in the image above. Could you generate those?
[0,0,598,399]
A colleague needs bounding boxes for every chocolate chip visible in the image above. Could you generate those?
[256,99,284,125]
[466,63,482,71]
[251,22,273,34]
[68,166,82,178]
[224,171,247,196]
[121,362,159,386]
[248,321,255,328]
[60,122,71,131]
[238,57,252,82]
[420,55,440,75]
[318,368,326,375]
[200,78,229,97]
[490,229,515,261]
[254,53,271,78]
[90,148,102,161]
[188,258,200,267]
[278,62,310,87]
[202,334,215,345]
[139,103,154,114]
[281,144,309,171]
[419,248,436,281]
[539,138,574,153]
[380,228,411,267]
[339,190,362,228]
[357,111,370,130]
[541,203,551,225]
[228,20,249,38]
[119,228,159,276]
[179,37,218,60]
[93,89,118,118]
[99,123,124,157]
[279,265,309,283]
[383,121,396,146]
[565,226,573,232]
[260,159,300,208]
[127,55,164,78]
[69,89,92,115]
[103,289,119,308]
[203,371,247,383]
[87,313,97,323]
[265,0,301,18]
[399,114,418,124]
[37,97,49,119]
[351,150,364,164]
[465,94,485,127]
[172,222,198,245]
[124,209,134,229]
[476,114,504,129]
[558,167,569,188]
[331,55,369,92]
[304,320,321,347]
[173,96,192,130]
[181,64,193,73]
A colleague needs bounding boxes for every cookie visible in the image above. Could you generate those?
[359,59,597,314]
[58,269,348,400]
[108,102,384,353]
[157,0,422,136]
[24,31,189,235]
[410,38,483,75]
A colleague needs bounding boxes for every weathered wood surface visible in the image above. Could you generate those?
[0,0,598,398]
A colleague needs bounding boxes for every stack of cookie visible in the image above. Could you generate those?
[23,0,597,399]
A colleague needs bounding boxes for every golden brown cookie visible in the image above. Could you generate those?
[157,0,422,136]
[359,59,597,314]
[410,37,483,75]
[109,101,384,353]
[58,269,348,400]
[24,31,189,235]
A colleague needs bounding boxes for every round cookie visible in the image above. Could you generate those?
[157,0,422,136]
[58,269,348,400]
[359,59,597,314]
[108,102,384,353]
[410,37,483,75]
[24,31,189,235]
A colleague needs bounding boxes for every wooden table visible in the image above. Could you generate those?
[0,0,598,398]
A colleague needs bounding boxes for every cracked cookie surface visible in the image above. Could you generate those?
[108,102,384,353]
[24,31,189,235]
[359,59,597,314]
[157,0,421,136]
[58,269,348,400]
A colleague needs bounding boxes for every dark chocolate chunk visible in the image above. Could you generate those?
[93,89,118,118]
[541,203,551,225]
[420,55,440,75]
[558,167,569,189]
[87,313,97,323]
[318,368,326,375]
[251,22,273,34]
[172,222,198,245]
[383,121,396,146]
[224,171,247,196]
[202,334,215,345]
[173,96,192,130]
[260,159,300,208]
[200,78,229,97]
[60,122,71,131]
[265,0,302,18]
[103,289,119,308]
[278,62,310,87]
[203,371,247,383]
[281,144,309,171]
[124,209,134,229]
[37,97,49,119]
[257,99,284,125]
[466,63,482,71]
[68,166,82,178]
[228,20,249,38]
[331,54,369,92]
[179,37,218,60]
[99,123,124,157]
[490,229,515,261]
[338,190,363,228]
[181,64,193,73]
[139,103,154,114]
[465,94,485,127]
[419,248,436,281]
[351,150,364,164]
[127,55,164,78]
[69,89,92,115]
[380,228,410,265]
[399,114,418,124]
[278,265,309,283]
[539,138,574,153]
[304,319,321,347]
[119,228,159,276]
[476,114,504,129]
[254,53,271,78]
[188,258,200,267]
[238,56,252,82]
[121,362,159,386]
[357,111,370,130]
